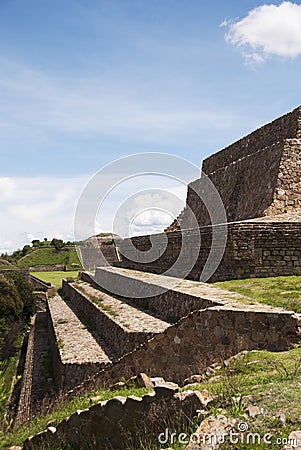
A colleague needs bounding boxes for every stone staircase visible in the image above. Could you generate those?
[17,266,301,424]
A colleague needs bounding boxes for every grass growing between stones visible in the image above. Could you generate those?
[75,284,119,318]
[215,275,301,313]
[181,346,301,449]
[0,386,152,449]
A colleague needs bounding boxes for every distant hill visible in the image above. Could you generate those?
[16,246,82,270]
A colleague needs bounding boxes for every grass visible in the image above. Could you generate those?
[215,275,301,313]
[0,386,152,449]
[17,247,82,270]
[75,284,119,318]
[0,356,19,422]
[0,334,24,423]
[180,346,301,449]
[31,271,79,288]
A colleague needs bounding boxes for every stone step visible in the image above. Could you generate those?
[92,266,288,321]
[47,295,113,391]
[62,280,170,358]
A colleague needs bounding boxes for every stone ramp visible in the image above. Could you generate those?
[62,280,170,358]
[47,295,113,391]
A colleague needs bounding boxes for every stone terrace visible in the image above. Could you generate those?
[73,280,169,333]
[48,295,111,365]
[62,280,170,359]
[47,295,112,391]
[93,266,288,318]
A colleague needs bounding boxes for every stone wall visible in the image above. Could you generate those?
[23,383,202,450]
[29,265,66,272]
[203,106,301,174]
[166,106,301,230]
[118,221,301,282]
[68,304,301,396]
[28,274,51,292]
[185,141,284,226]
[14,317,35,426]
[266,138,301,216]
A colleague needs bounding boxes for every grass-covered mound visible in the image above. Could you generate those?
[17,247,82,270]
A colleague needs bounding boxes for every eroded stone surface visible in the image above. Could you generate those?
[48,295,111,365]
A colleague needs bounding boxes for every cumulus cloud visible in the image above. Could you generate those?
[222,2,301,66]
[0,176,87,254]
[0,174,187,254]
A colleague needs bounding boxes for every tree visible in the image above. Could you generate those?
[22,245,31,257]
[0,274,23,319]
[51,238,64,250]
[6,272,36,320]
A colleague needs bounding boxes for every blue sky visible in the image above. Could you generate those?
[1,0,301,252]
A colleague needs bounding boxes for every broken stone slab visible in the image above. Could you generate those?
[193,390,214,408]
[110,381,126,391]
[126,372,154,389]
[89,395,103,403]
[150,376,166,386]
[104,396,127,423]
[282,430,301,449]
[247,405,264,418]
[186,415,237,449]
[154,382,179,400]
[175,390,213,418]
[184,375,204,385]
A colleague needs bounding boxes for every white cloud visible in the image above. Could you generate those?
[0,176,87,254]
[0,174,187,254]
[223,2,301,66]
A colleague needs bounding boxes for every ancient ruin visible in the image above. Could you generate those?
[14,107,301,448]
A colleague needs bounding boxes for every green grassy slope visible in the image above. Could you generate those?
[215,275,301,313]
[16,247,82,269]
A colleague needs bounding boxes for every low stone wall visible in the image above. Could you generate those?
[23,383,203,450]
[28,274,51,292]
[62,281,157,358]
[117,221,301,282]
[68,304,301,396]
[14,317,35,426]
[29,265,66,272]
[47,299,109,392]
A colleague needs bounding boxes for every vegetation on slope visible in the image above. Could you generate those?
[215,275,301,313]
[3,347,301,449]
[0,273,36,423]
[17,247,81,269]
[1,238,82,270]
